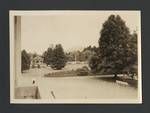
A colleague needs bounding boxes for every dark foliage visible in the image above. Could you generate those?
[89,15,138,77]
[21,50,31,72]
[51,44,67,70]
[43,47,53,66]
[89,54,100,73]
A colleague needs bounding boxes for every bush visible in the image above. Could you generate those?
[76,66,89,76]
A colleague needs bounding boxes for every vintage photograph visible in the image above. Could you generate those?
[9,11,142,103]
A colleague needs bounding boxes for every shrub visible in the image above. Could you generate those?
[76,66,89,76]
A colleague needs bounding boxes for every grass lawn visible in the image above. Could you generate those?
[19,63,138,101]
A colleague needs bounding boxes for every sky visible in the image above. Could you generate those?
[21,11,140,55]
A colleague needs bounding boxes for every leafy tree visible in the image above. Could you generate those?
[43,51,48,64]
[99,15,131,77]
[89,54,100,73]
[43,47,53,66]
[90,15,135,78]
[83,46,98,53]
[129,32,137,66]
[66,52,75,62]
[123,32,138,78]
[81,46,98,62]
[33,52,37,58]
[51,44,67,70]
[92,46,98,53]
[21,50,31,72]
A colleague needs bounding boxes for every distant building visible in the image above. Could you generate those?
[30,56,43,68]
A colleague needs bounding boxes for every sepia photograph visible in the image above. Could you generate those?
[9,11,142,104]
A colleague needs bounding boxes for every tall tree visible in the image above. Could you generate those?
[89,15,135,77]
[43,51,48,64]
[43,47,53,66]
[99,15,131,77]
[21,50,31,72]
[51,44,67,70]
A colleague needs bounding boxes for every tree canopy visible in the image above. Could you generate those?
[43,47,53,66]
[50,44,67,70]
[21,50,31,72]
[89,15,138,77]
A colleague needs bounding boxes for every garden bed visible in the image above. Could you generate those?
[44,66,90,77]
[44,70,78,77]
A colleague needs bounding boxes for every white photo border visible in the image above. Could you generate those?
[9,10,142,104]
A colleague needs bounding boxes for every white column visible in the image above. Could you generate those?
[14,16,21,87]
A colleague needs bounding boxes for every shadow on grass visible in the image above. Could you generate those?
[93,75,138,88]
[100,77,116,82]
